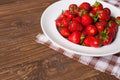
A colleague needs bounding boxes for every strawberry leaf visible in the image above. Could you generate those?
[78,9,87,16]
[93,1,100,7]
[116,19,120,25]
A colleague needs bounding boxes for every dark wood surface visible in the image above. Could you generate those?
[0,0,119,80]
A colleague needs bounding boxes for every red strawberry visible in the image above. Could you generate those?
[59,27,71,37]
[72,17,81,23]
[95,21,108,32]
[99,21,117,46]
[69,21,83,32]
[81,14,93,26]
[55,18,62,27]
[79,2,91,12]
[68,31,82,44]
[78,9,88,17]
[102,35,113,46]
[92,1,103,13]
[61,17,71,27]
[97,9,110,21]
[83,36,100,47]
[104,7,111,15]
[107,21,118,40]
[90,37,101,47]
[64,10,76,19]
[83,36,93,46]
[59,13,67,19]
[86,25,98,36]
[108,21,118,33]
[69,4,79,15]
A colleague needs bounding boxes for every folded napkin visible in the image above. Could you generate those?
[36,0,120,79]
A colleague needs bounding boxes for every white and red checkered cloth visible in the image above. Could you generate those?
[36,0,120,79]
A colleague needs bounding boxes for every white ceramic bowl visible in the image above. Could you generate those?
[41,0,120,56]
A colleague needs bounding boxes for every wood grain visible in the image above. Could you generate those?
[0,0,119,80]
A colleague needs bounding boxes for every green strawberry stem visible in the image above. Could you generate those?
[78,9,87,16]
[90,13,98,23]
[81,34,85,40]
[116,19,120,26]
[93,15,98,22]
[108,21,112,27]
[100,29,108,41]
[93,1,100,7]
[62,10,65,14]
[80,34,85,44]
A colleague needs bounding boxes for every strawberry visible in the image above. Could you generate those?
[97,10,110,21]
[69,20,83,32]
[64,10,76,19]
[95,21,108,32]
[59,13,67,19]
[89,11,98,22]
[69,4,79,15]
[59,27,71,37]
[68,31,82,44]
[61,17,71,27]
[78,9,88,17]
[97,9,110,21]
[90,37,101,47]
[102,34,113,46]
[85,25,98,36]
[104,7,111,15]
[72,17,81,23]
[99,21,118,46]
[81,14,93,26]
[83,36,93,46]
[79,2,91,12]
[83,36,100,47]
[55,18,62,27]
[108,20,118,33]
[92,1,103,13]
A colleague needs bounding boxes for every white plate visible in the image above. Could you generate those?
[41,0,120,56]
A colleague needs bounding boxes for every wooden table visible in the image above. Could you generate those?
[0,0,119,80]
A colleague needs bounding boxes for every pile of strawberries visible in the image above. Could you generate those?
[55,1,120,47]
